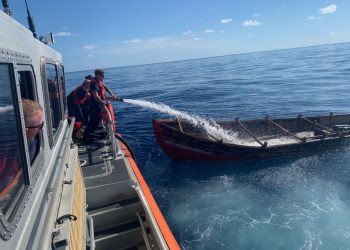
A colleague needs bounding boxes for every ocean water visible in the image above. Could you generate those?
[67,43,350,249]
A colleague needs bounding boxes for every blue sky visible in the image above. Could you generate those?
[8,1,350,72]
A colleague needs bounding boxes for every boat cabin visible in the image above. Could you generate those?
[1,6,179,250]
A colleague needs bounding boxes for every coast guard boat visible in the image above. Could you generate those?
[0,2,179,249]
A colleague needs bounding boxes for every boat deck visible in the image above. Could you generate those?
[237,131,316,146]
[199,131,316,146]
[76,131,156,250]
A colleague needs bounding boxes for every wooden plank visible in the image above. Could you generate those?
[266,116,305,142]
[236,118,267,147]
[176,118,183,132]
[300,116,335,133]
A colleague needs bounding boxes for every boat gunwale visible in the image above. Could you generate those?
[153,113,350,149]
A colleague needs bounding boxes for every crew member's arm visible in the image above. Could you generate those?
[103,84,114,96]
[92,90,106,106]
[103,83,118,100]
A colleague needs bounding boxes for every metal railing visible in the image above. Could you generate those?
[86,215,95,250]
[102,104,118,159]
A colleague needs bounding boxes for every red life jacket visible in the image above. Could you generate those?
[0,148,20,199]
[72,84,89,105]
[91,78,106,100]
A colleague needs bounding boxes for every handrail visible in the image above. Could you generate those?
[236,117,267,147]
[86,215,95,250]
[266,116,305,142]
[136,213,152,250]
[38,119,75,249]
[102,104,118,159]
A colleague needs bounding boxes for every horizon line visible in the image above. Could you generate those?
[67,41,350,74]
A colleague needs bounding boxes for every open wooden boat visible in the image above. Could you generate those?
[153,113,350,160]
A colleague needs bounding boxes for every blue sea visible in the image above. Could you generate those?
[67,43,350,249]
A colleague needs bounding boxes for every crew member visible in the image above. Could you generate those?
[85,69,120,136]
[22,98,44,162]
[67,75,92,126]
[0,99,43,201]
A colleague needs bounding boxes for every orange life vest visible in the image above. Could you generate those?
[0,148,20,199]
[91,78,106,100]
[72,84,89,105]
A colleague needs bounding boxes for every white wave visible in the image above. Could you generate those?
[0,105,13,113]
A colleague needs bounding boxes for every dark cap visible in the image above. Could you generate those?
[85,75,93,80]
[94,69,104,76]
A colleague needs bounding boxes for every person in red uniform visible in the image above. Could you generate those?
[85,69,121,136]
[67,75,92,126]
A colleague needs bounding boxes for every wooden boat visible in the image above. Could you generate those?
[153,113,350,160]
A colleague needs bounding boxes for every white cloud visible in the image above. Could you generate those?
[320,4,337,14]
[182,30,193,36]
[87,54,94,58]
[204,29,215,33]
[306,16,321,21]
[103,35,220,53]
[252,14,260,17]
[242,20,262,26]
[123,39,142,44]
[329,32,338,36]
[115,37,232,60]
[68,35,240,71]
[121,36,194,50]
[220,18,233,24]
[83,45,95,50]
[54,31,73,37]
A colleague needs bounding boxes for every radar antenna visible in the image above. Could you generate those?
[24,0,37,38]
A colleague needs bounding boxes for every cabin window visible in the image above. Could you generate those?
[19,70,36,100]
[0,63,26,215]
[18,66,43,167]
[45,63,62,135]
[59,65,67,114]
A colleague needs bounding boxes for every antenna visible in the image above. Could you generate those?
[24,0,37,38]
[2,0,12,16]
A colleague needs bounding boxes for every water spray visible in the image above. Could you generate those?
[116,98,239,143]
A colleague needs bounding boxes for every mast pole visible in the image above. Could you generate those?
[24,0,37,38]
[2,0,13,16]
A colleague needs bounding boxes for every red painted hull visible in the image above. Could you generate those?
[153,120,245,160]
